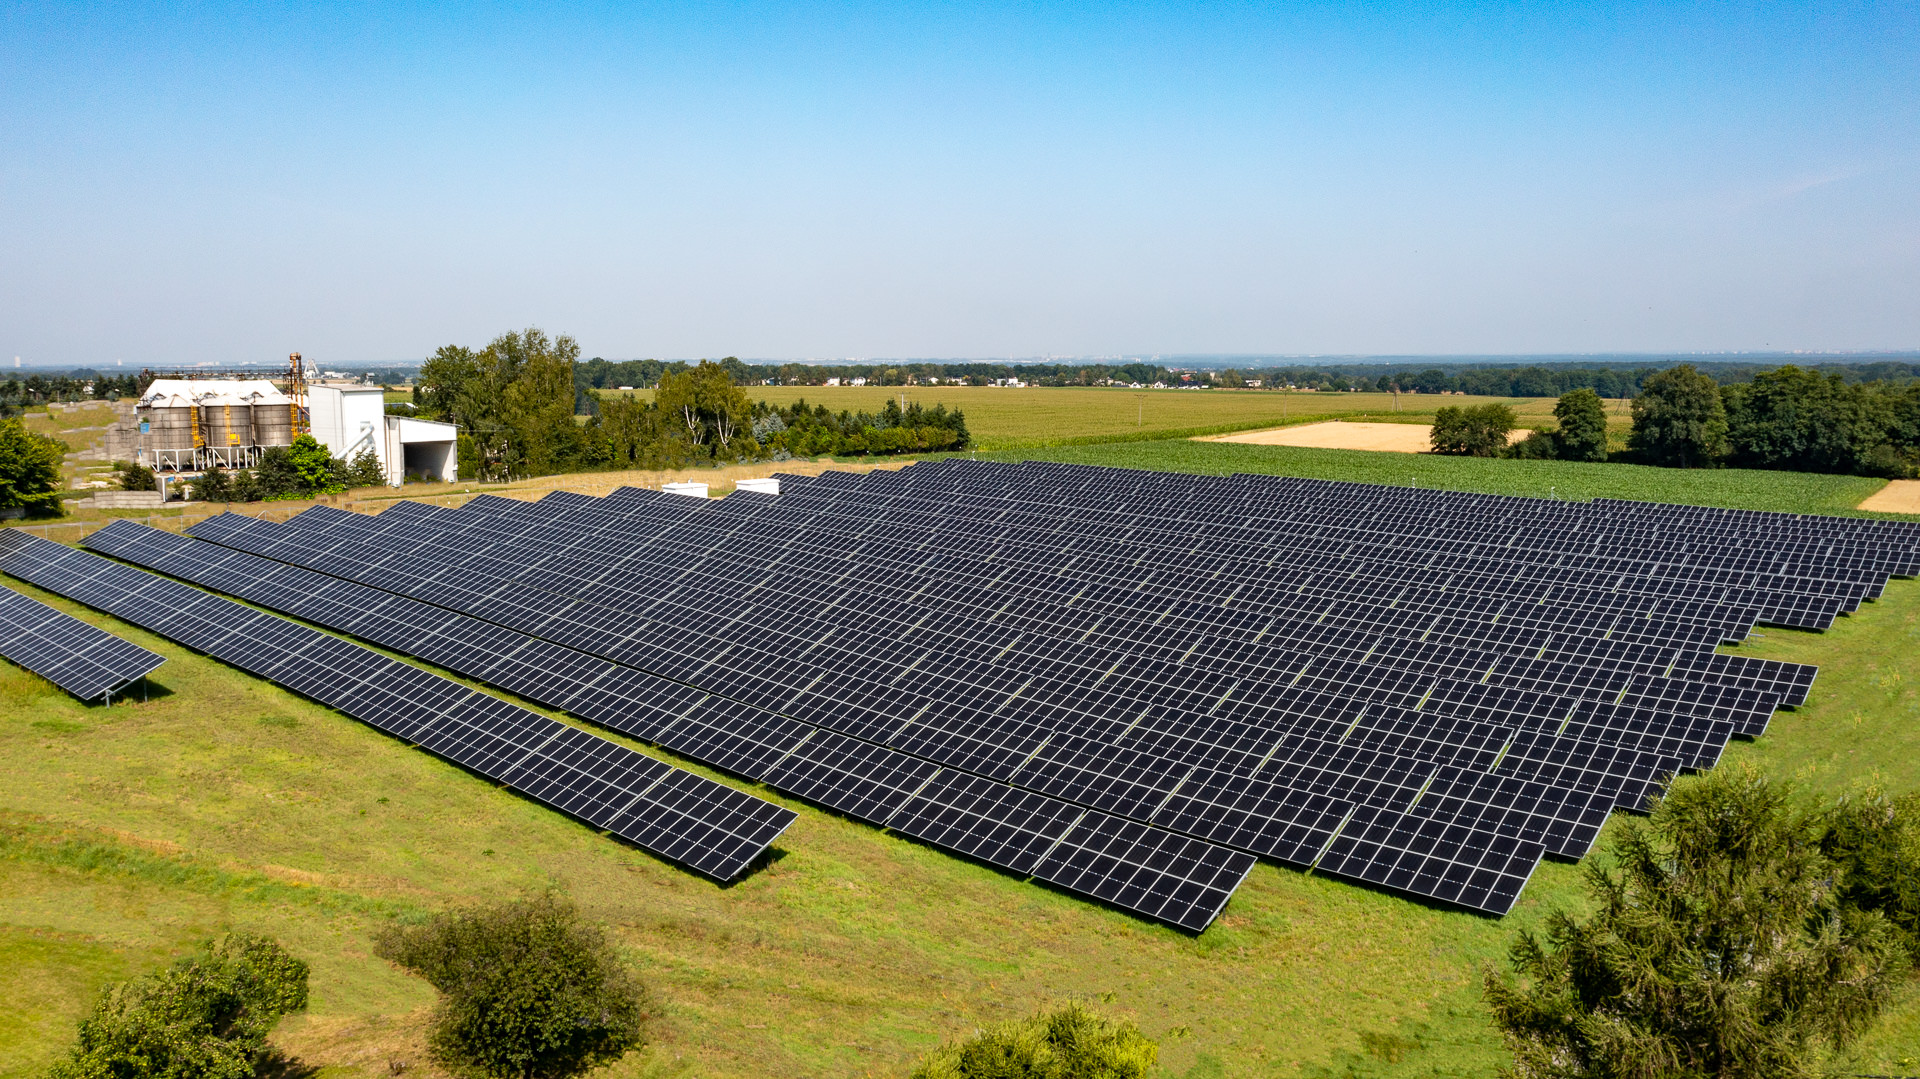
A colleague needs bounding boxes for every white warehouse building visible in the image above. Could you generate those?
[307,385,459,487]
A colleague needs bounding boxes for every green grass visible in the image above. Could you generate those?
[618,384,1606,451]
[3,444,1917,1077]
[971,439,1900,517]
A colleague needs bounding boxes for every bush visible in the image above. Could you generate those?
[48,932,309,1079]
[911,1002,1158,1079]
[1430,404,1516,457]
[346,448,387,488]
[191,466,232,502]
[375,893,648,1079]
[1504,430,1558,460]
[118,461,158,492]
[1629,364,1727,467]
[1484,767,1906,1079]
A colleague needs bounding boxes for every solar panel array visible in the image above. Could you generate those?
[89,458,1918,926]
[83,517,1258,931]
[0,579,164,701]
[0,529,794,880]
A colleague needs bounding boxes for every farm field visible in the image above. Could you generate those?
[3,443,1919,1078]
[613,384,1623,451]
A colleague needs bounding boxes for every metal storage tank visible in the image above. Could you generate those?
[247,395,295,447]
[197,394,253,450]
[137,391,198,461]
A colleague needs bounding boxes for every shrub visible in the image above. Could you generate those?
[911,1002,1158,1079]
[118,461,158,492]
[1484,767,1905,1079]
[48,932,309,1079]
[1504,430,1558,460]
[375,893,649,1079]
[1430,404,1516,457]
[191,466,232,502]
[1628,364,1726,467]
[346,448,387,488]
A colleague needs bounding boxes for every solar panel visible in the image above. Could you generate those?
[0,569,164,701]
[83,519,1255,932]
[0,530,794,881]
[148,461,1914,923]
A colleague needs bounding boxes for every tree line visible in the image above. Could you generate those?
[1430,365,1920,477]
[0,373,145,415]
[416,329,972,481]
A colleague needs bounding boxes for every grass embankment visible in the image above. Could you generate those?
[615,385,1624,451]
[3,439,1917,1078]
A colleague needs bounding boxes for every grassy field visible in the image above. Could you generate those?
[613,385,1623,451]
[4,424,1918,1079]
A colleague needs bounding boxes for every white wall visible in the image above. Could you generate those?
[309,385,390,480]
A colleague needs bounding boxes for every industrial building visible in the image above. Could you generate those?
[131,365,458,486]
[134,378,296,470]
[306,385,458,486]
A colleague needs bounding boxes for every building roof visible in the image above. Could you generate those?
[138,378,293,408]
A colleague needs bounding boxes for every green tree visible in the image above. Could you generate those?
[655,361,755,459]
[0,417,67,516]
[499,330,582,477]
[1821,788,1920,962]
[286,434,340,495]
[1629,364,1727,468]
[1550,388,1609,462]
[192,466,233,502]
[375,893,649,1079]
[1722,366,1893,475]
[49,932,309,1079]
[1484,767,1905,1079]
[1430,403,1516,457]
[911,1002,1158,1079]
[345,448,387,488]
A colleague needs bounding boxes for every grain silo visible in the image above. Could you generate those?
[136,383,200,471]
[246,386,295,448]
[197,389,253,467]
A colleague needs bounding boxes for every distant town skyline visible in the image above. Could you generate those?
[3,3,1916,365]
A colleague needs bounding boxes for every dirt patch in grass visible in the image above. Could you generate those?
[1197,421,1529,453]
[1859,480,1920,514]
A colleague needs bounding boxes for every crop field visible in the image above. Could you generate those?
[612,385,1622,451]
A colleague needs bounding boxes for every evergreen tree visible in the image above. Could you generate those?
[346,449,387,488]
[1485,767,1905,1079]
[1629,364,1727,468]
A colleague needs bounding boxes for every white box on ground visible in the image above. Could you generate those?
[663,481,709,498]
[734,477,780,495]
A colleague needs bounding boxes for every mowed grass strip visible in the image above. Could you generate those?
[3,448,1918,1077]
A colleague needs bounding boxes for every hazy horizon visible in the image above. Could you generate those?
[4,4,1916,366]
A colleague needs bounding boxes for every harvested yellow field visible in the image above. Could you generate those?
[1199,420,1529,453]
[1859,480,1920,514]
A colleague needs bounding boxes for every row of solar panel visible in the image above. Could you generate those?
[0,579,164,700]
[0,529,795,881]
[789,462,1892,630]
[199,491,1739,910]
[83,520,1265,931]
[172,509,1553,916]
[226,503,1633,854]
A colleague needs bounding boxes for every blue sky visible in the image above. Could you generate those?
[2,2,1915,365]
